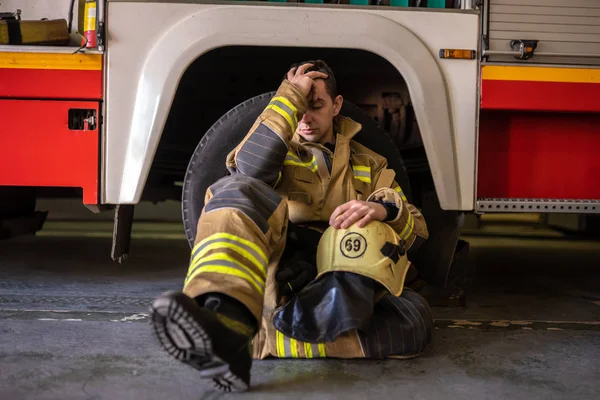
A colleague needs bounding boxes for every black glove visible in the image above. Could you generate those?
[276,222,321,296]
[276,251,318,297]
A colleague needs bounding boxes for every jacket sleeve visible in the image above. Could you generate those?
[225,80,308,187]
[367,160,429,252]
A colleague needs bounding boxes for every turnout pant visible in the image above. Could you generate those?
[183,175,433,359]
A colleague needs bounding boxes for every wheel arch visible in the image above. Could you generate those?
[113,6,462,209]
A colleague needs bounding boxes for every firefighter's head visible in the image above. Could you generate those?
[289,60,343,145]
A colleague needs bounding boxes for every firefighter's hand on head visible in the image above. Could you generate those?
[287,63,328,98]
[329,200,387,229]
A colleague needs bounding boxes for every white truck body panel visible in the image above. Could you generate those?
[487,0,600,65]
[105,2,479,211]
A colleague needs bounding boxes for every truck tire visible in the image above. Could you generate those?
[182,92,412,248]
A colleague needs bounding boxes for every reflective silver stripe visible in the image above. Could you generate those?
[352,166,371,183]
[191,237,266,274]
[186,258,265,294]
[283,335,292,358]
[394,186,408,201]
[353,170,370,178]
[266,101,297,133]
[270,99,298,126]
[276,330,291,357]
[311,343,321,358]
[284,152,318,172]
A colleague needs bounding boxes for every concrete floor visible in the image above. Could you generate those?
[0,219,599,400]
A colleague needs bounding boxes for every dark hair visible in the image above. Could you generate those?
[288,59,337,100]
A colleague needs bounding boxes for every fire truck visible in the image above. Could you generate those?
[1,1,599,285]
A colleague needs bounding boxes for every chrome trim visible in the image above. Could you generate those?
[477,198,600,214]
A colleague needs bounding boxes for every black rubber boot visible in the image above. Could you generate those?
[150,291,252,392]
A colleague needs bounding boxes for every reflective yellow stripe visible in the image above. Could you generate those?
[186,265,264,294]
[284,158,318,172]
[192,233,267,265]
[270,97,299,127]
[272,96,298,114]
[354,175,372,183]
[318,343,326,357]
[399,209,414,241]
[276,331,285,357]
[304,342,313,358]
[395,186,408,202]
[0,52,102,70]
[187,252,264,286]
[191,241,265,275]
[290,338,299,358]
[285,152,318,172]
[353,165,371,183]
[267,104,296,133]
[286,151,301,160]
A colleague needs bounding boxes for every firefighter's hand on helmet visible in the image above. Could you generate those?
[276,252,318,297]
[286,63,328,97]
[329,200,388,229]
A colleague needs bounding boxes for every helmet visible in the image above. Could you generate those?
[315,221,409,296]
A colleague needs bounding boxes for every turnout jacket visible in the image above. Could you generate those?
[222,79,428,250]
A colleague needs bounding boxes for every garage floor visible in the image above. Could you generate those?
[1,217,599,400]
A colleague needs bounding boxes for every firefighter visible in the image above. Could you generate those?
[150,61,433,392]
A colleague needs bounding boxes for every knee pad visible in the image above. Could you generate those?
[206,175,282,233]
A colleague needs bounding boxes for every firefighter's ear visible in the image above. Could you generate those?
[333,95,343,117]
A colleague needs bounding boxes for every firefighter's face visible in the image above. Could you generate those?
[296,79,343,145]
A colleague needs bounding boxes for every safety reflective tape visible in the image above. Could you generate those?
[394,186,408,202]
[304,342,313,358]
[271,96,298,114]
[284,152,318,172]
[352,165,371,173]
[276,330,286,357]
[191,240,266,275]
[276,332,326,358]
[192,233,267,265]
[186,264,265,295]
[0,52,102,71]
[354,175,371,183]
[187,252,265,285]
[270,96,298,128]
[285,151,302,161]
[353,165,372,183]
[266,103,297,133]
[305,342,325,358]
[289,338,299,358]
[276,330,298,358]
[399,209,414,241]
[318,343,326,357]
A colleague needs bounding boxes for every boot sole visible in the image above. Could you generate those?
[150,293,249,392]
